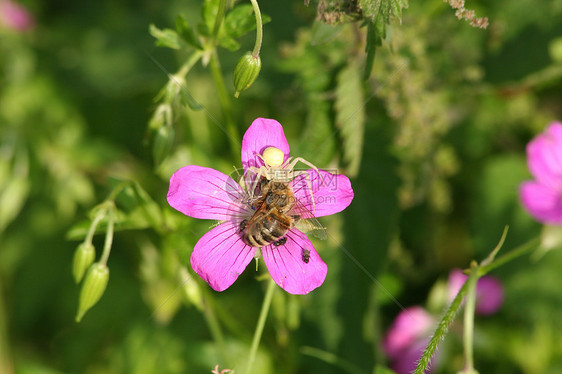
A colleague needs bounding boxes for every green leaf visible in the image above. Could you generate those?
[125,182,164,230]
[66,211,151,240]
[360,0,408,76]
[218,34,241,51]
[364,21,379,79]
[0,177,30,233]
[360,0,408,22]
[149,24,181,50]
[152,125,175,167]
[335,63,365,177]
[201,0,220,36]
[179,88,204,111]
[175,14,203,49]
[223,4,271,40]
[296,98,335,167]
[338,121,400,371]
[224,4,255,39]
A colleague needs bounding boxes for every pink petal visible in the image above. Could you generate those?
[241,118,291,173]
[261,229,327,295]
[520,181,562,224]
[447,268,467,304]
[448,268,504,315]
[190,221,255,291]
[290,169,354,217]
[527,122,562,190]
[475,276,504,315]
[382,306,435,359]
[167,165,250,221]
[390,337,435,374]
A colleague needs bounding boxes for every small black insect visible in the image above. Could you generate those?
[302,248,310,263]
[273,237,287,246]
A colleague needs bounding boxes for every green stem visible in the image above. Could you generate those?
[208,50,241,156]
[177,50,204,79]
[300,346,369,374]
[463,265,479,372]
[480,226,509,267]
[479,237,540,275]
[414,279,469,374]
[212,0,227,41]
[107,181,129,202]
[246,278,276,374]
[202,291,228,364]
[99,205,115,265]
[85,210,105,245]
[249,0,263,56]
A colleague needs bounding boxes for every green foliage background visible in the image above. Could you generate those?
[1,0,561,373]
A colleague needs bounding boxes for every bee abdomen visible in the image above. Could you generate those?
[241,216,287,247]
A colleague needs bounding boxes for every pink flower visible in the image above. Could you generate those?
[519,121,562,225]
[0,0,34,31]
[382,306,436,374]
[448,268,504,315]
[167,118,354,294]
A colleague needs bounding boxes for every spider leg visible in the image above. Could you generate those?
[292,170,316,214]
[285,157,324,187]
[247,166,267,199]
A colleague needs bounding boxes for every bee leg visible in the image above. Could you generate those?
[273,237,287,246]
[239,219,248,233]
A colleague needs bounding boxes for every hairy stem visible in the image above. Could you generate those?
[414,278,469,374]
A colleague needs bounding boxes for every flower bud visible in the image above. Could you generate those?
[233,52,261,98]
[76,263,109,322]
[152,125,175,167]
[72,242,96,283]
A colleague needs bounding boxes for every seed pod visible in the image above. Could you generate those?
[233,52,261,98]
[72,242,96,283]
[76,263,109,322]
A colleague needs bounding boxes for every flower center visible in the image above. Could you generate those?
[262,147,284,167]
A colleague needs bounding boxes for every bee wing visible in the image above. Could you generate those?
[291,195,327,240]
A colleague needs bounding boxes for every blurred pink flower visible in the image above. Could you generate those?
[382,306,437,374]
[448,268,504,315]
[383,268,505,373]
[519,121,562,225]
[0,0,34,31]
[167,118,354,294]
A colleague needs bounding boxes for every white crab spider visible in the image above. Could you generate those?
[246,146,323,213]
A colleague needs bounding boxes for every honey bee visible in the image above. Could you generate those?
[245,146,324,215]
[240,178,326,248]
